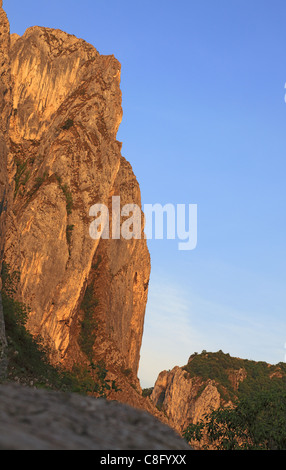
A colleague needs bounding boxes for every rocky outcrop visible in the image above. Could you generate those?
[0,383,191,450]
[150,351,286,450]
[0,0,12,381]
[1,12,150,387]
[228,367,247,391]
[151,367,221,436]
[0,4,157,425]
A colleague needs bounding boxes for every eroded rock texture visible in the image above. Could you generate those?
[151,367,221,436]
[1,6,151,401]
[0,0,11,380]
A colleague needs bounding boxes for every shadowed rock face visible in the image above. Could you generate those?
[1,4,150,390]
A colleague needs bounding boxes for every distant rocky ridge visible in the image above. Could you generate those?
[151,366,221,436]
[149,350,286,447]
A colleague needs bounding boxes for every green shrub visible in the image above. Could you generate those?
[61,183,73,215]
[55,174,73,215]
[142,387,154,398]
[1,264,121,399]
[91,360,121,398]
[1,263,105,394]
[14,158,29,196]
[1,263,62,387]
[184,350,286,403]
[183,388,286,450]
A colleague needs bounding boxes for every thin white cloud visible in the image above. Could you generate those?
[138,274,204,388]
[138,271,286,388]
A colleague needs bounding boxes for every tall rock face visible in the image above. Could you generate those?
[0,0,12,381]
[150,366,221,437]
[1,7,151,400]
[0,1,11,261]
[150,351,286,448]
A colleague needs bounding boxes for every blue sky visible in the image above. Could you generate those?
[5,0,286,388]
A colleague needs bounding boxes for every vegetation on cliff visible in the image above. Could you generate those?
[183,350,286,450]
[183,387,286,450]
[0,262,120,398]
[184,350,286,402]
[1,262,66,389]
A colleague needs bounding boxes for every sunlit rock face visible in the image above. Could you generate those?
[151,367,221,436]
[0,0,12,381]
[1,8,151,387]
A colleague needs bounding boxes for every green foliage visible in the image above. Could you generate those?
[63,364,98,394]
[184,350,286,402]
[1,263,120,397]
[61,183,73,215]
[1,262,20,298]
[185,350,240,382]
[183,388,286,450]
[55,174,73,215]
[57,361,121,398]
[184,351,240,401]
[14,158,29,196]
[238,360,286,398]
[142,387,154,398]
[1,263,63,387]
[183,350,286,450]
[78,285,99,360]
[90,360,121,398]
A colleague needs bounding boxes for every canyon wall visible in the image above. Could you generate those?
[0,0,11,380]
[0,4,151,408]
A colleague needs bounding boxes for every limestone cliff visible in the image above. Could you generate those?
[0,0,11,380]
[150,366,221,436]
[0,4,152,410]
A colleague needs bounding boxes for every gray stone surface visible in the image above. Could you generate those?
[0,384,191,450]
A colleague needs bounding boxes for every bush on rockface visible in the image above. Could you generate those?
[183,387,286,450]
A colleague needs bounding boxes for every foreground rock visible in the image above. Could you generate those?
[0,384,191,450]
